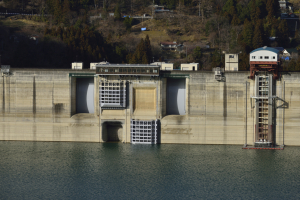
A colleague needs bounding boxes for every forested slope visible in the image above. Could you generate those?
[0,0,299,70]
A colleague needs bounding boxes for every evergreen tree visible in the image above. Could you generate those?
[295,57,300,71]
[231,14,240,26]
[114,4,121,20]
[57,26,63,40]
[144,35,152,63]
[249,0,256,22]
[126,38,151,64]
[239,53,249,71]
[272,0,280,18]
[46,0,55,15]
[142,53,148,64]
[255,7,261,22]
[277,20,289,47]
[123,16,133,31]
[80,0,89,9]
[135,38,146,63]
[253,20,264,49]
[53,0,62,24]
[193,47,202,63]
[287,59,296,71]
[210,49,222,69]
[266,0,279,23]
[62,0,71,26]
[242,19,254,50]
[129,54,137,64]
[222,0,237,14]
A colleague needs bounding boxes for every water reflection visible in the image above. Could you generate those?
[0,142,300,199]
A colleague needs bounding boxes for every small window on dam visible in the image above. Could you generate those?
[166,78,186,115]
[76,78,94,113]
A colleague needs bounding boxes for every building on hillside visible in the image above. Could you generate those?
[161,63,173,70]
[225,54,239,71]
[72,62,83,70]
[151,62,174,70]
[279,0,293,12]
[249,46,281,79]
[282,48,298,60]
[180,63,199,71]
[153,5,170,12]
[160,42,182,51]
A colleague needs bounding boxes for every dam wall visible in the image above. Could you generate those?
[0,69,299,146]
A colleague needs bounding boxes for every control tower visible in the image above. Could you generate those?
[249,46,281,80]
[249,47,281,147]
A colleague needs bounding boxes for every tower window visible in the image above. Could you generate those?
[260,56,263,59]
[252,56,256,59]
[264,56,269,59]
[273,56,275,59]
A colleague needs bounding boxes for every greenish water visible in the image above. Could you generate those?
[0,142,300,199]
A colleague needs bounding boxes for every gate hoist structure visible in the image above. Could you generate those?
[249,47,281,147]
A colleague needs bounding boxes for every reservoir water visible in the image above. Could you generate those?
[1,141,300,199]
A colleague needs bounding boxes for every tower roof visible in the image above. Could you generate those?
[250,46,280,54]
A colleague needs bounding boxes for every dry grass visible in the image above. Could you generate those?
[141,30,171,40]
[129,16,208,45]
[0,18,45,28]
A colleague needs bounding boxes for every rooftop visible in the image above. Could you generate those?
[160,42,177,45]
[95,64,160,68]
[250,46,280,54]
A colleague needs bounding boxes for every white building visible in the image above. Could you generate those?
[225,54,239,71]
[90,61,109,69]
[150,62,174,70]
[180,63,199,71]
[72,62,83,70]
[161,63,173,70]
[249,46,280,63]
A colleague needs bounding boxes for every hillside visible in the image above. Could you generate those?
[0,0,300,70]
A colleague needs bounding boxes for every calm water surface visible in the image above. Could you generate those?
[0,141,300,199]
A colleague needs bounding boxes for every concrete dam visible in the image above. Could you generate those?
[1,65,300,147]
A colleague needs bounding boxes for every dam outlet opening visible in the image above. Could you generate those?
[102,121,123,142]
[166,78,186,115]
[76,77,94,113]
